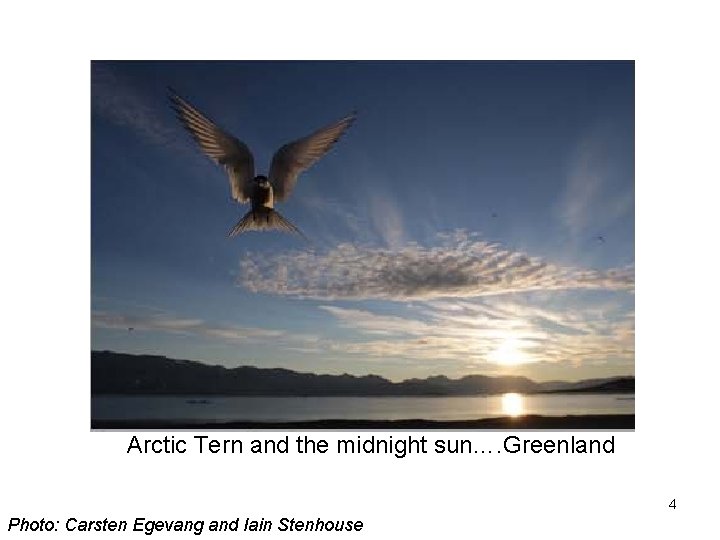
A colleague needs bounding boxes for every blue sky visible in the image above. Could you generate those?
[91,61,634,382]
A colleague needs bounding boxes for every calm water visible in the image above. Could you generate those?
[92,394,634,423]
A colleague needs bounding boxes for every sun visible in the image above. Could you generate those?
[488,335,533,366]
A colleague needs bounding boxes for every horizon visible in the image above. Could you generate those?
[92,349,634,385]
[91,60,634,383]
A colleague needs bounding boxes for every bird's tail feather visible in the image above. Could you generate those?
[229,208,306,238]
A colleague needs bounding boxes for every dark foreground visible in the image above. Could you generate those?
[92,414,634,430]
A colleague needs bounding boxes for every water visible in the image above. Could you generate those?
[92,394,634,424]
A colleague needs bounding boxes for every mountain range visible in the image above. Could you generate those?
[91,350,634,396]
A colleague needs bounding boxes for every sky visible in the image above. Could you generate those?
[91,61,634,382]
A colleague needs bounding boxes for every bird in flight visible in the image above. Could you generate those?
[169,89,356,237]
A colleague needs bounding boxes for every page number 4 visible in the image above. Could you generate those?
[669,499,676,509]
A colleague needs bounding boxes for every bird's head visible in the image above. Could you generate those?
[254,175,270,188]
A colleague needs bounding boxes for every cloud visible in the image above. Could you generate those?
[559,134,634,240]
[296,192,407,248]
[317,297,634,369]
[318,306,431,336]
[239,230,634,301]
[92,311,288,343]
[295,195,371,244]
[91,63,176,146]
[368,193,405,248]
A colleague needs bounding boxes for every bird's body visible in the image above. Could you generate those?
[253,178,274,210]
[169,89,355,237]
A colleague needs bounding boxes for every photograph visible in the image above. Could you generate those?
[91,60,634,430]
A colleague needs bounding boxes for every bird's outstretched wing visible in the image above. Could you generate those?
[169,89,255,202]
[268,112,356,201]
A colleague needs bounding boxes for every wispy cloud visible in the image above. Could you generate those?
[295,195,372,244]
[559,133,634,241]
[296,192,407,248]
[318,306,431,336]
[317,297,634,370]
[93,311,289,343]
[239,230,634,301]
[91,63,176,146]
[368,193,405,248]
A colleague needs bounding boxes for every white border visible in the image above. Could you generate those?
[3,1,718,535]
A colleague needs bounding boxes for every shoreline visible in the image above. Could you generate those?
[92,414,635,430]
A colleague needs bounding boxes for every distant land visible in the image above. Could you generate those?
[91,351,634,397]
[92,415,635,430]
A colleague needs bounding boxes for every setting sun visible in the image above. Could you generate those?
[489,336,533,366]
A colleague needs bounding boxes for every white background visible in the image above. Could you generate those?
[1,1,718,538]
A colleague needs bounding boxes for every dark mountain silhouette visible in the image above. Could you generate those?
[91,350,634,396]
[542,377,635,393]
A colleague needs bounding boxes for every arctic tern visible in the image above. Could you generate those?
[169,89,355,237]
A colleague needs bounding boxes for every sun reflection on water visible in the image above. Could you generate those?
[501,392,525,417]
